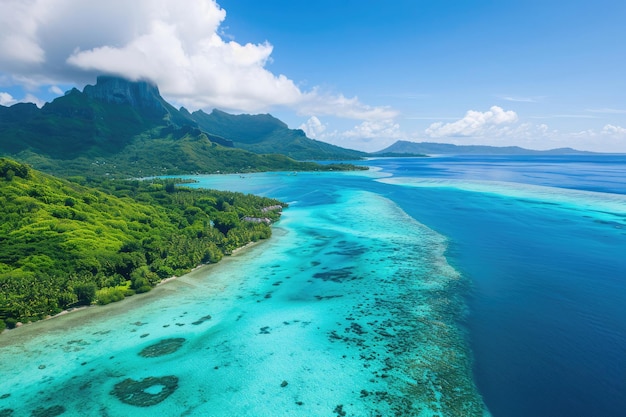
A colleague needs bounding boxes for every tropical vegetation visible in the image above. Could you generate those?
[0,158,285,330]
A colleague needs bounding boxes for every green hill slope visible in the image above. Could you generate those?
[0,158,285,330]
[189,109,366,161]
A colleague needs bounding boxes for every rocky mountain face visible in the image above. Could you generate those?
[83,76,165,110]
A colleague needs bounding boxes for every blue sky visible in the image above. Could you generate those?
[1,0,625,152]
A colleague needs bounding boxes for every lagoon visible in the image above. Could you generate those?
[1,155,625,416]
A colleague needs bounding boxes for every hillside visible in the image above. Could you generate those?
[0,76,364,178]
[376,140,598,155]
[0,158,285,330]
[189,109,366,161]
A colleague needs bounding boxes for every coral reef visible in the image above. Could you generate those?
[111,376,179,407]
[138,338,185,358]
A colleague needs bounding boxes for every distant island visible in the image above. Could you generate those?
[374,140,599,156]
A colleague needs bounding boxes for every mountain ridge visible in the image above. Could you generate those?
[0,76,364,177]
[189,108,365,160]
[376,140,599,155]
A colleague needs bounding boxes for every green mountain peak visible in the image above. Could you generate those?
[0,76,364,177]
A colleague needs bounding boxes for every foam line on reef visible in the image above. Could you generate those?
[283,188,492,416]
[378,177,626,216]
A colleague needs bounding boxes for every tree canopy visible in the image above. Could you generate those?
[0,158,285,330]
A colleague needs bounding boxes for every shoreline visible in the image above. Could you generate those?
[1,237,271,336]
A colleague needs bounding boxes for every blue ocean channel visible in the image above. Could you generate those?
[369,155,626,417]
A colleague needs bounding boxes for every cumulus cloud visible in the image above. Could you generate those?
[0,92,16,106]
[299,116,327,139]
[310,118,404,152]
[425,106,518,137]
[0,0,393,119]
[602,124,626,136]
[0,91,45,107]
[566,125,626,152]
[0,0,46,66]
[298,92,398,120]
[62,1,302,111]
[342,119,402,140]
[23,93,45,107]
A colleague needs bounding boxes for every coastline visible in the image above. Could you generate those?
[0,173,493,416]
[0,236,271,339]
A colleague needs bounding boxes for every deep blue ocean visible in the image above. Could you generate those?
[367,155,626,417]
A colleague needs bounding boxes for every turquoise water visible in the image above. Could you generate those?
[2,156,625,416]
[0,170,487,416]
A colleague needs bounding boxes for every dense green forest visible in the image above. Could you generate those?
[0,158,286,331]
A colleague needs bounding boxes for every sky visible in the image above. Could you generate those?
[1,0,625,153]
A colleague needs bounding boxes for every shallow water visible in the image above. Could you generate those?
[2,155,625,417]
[0,181,487,416]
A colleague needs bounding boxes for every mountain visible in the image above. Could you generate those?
[189,109,365,160]
[375,141,598,155]
[0,76,363,177]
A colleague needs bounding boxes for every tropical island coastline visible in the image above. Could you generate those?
[0,158,289,332]
[0,70,370,332]
[0,233,272,336]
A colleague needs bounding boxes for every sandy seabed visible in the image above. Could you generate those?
[0,191,489,416]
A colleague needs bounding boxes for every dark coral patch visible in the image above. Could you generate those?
[191,315,212,325]
[111,376,178,407]
[313,267,356,282]
[0,409,13,417]
[30,405,66,417]
[139,338,185,358]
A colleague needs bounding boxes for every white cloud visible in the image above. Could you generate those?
[602,124,626,136]
[64,2,303,112]
[425,106,518,137]
[567,125,626,152]
[48,85,63,95]
[0,0,46,66]
[0,0,394,120]
[530,114,598,119]
[0,92,16,106]
[586,108,626,115]
[499,95,542,103]
[0,91,44,107]
[298,92,398,120]
[311,118,404,152]
[299,116,327,139]
[23,93,45,107]
[342,119,402,140]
